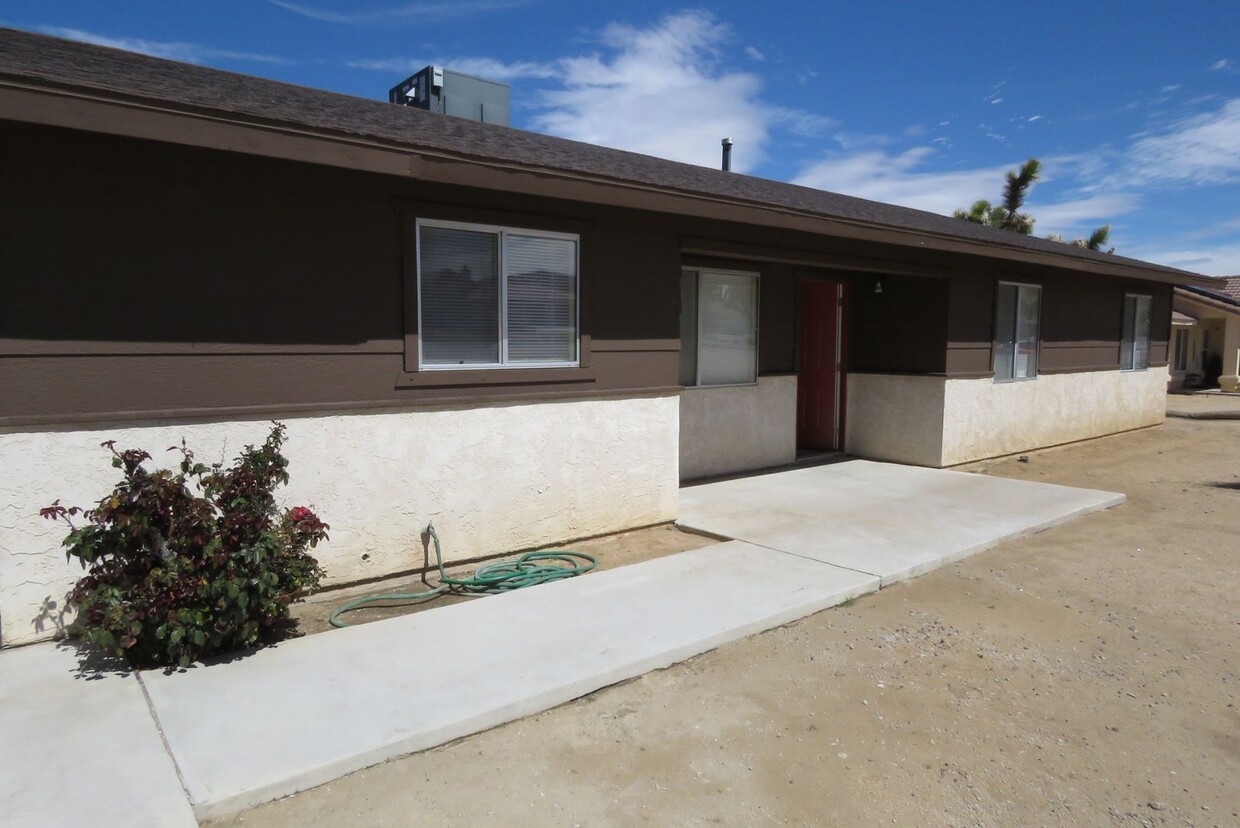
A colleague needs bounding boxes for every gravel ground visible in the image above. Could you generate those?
[212,418,1240,828]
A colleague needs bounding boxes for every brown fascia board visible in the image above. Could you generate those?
[0,73,1216,290]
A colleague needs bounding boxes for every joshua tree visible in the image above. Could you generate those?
[954,158,1113,251]
[953,159,1041,235]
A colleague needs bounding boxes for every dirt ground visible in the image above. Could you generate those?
[214,418,1239,828]
[291,524,718,635]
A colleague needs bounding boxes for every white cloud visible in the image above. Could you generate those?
[1129,98,1240,185]
[744,46,765,61]
[1209,58,1232,72]
[792,148,1017,215]
[1130,242,1240,276]
[268,0,530,24]
[525,11,815,171]
[348,56,558,79]
[1028,193,1141,238]
[39,26,289,64]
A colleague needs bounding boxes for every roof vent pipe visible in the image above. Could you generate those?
[721,137,733,172]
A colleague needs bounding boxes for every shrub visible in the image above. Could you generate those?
[41,423,327,668]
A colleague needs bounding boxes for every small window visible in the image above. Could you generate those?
[417,220,579,369]
[679,269,758,386]
[1173,328,1189,372]
[1121,294,1152,371]
[994,282,1041,381]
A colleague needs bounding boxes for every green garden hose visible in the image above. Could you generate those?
[328,524,596,628]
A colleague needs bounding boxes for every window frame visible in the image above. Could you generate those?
[1120,292,1153,372]
[679,267,761,388]
[415,217,581,372]
[1173,327,1189,372]
[993,280,1042,383]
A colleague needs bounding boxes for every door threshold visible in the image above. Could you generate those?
[794,449,846,467]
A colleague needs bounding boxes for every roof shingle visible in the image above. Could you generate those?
[0,26,1210,283]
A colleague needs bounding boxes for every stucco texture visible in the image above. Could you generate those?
[0,395,680,646]
[846,369,1167,468]
[679,376,798,480]
[845,374,946,468]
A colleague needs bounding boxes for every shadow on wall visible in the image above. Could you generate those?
[30,591,73,643]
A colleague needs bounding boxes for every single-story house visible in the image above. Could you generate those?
[1169,278,1240,391]
[0,28,1216,646]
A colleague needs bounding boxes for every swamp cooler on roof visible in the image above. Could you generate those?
[388,65,511,126]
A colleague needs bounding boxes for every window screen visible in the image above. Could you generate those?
[1174,328,1189,371]
[506,234,578,364]
[680,269,758,387]
[418,222,578,368]
[1122,294,1152,371]
[994,282,1040,381]
[420,226,500,366]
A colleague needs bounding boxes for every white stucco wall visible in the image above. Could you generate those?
[846,369,1167,468]
[844,373,946,468]
[940,367,1168,466]
[0,394,680,647]
[679,375,798,480]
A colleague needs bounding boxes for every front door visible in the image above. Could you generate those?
[797,280,845,450]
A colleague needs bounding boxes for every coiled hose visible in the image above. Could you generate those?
[329,524,596,628]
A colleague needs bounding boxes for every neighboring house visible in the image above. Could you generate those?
[1170,277,1240,391]
[0,28,1215,646]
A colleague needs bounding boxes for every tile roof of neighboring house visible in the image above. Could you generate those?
[0,26,1212,286]
[1217,276,1240,301]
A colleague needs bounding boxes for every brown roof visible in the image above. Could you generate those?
[0,26,1212,286]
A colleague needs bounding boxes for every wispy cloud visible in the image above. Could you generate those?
[792,148,1016,216]
[523,11,825,172]
[39,26,290,65]
[1209,58,1232,72]
[1128,98,1240,185]
[744,46,764,62]
[1029,193,1140,237]
[268,0,530,24]
[792,147,1137,238]
[1130,241,1240,276]
[348,56,558,79]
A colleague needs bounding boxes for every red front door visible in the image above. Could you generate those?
[797,280,845,450]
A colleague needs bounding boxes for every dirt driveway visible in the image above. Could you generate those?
[213,418,1239,827]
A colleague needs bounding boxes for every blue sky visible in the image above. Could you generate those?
[5,1,1239,275]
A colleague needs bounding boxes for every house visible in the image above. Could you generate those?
[1169,277,1240,391]
[0,28,1215,647]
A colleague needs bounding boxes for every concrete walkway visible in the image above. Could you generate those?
[679,459,1124,586]
[1166,391,1240,419]
[0,459,1123,826]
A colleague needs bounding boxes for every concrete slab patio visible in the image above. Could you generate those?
[143,540,877,821]
[0,643,197,828]
[678,459,1125,585]
[0,458,1125,826]
[1165,391,1240,419]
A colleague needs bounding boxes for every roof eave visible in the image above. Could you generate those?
[0,73,1217,289]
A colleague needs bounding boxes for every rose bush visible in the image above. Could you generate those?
[41,423,327,668]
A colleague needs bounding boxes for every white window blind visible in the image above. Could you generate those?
[1122,294,1152,370]
[417,221,579,369]
[696,271,758,386]
[506,234,578,364]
